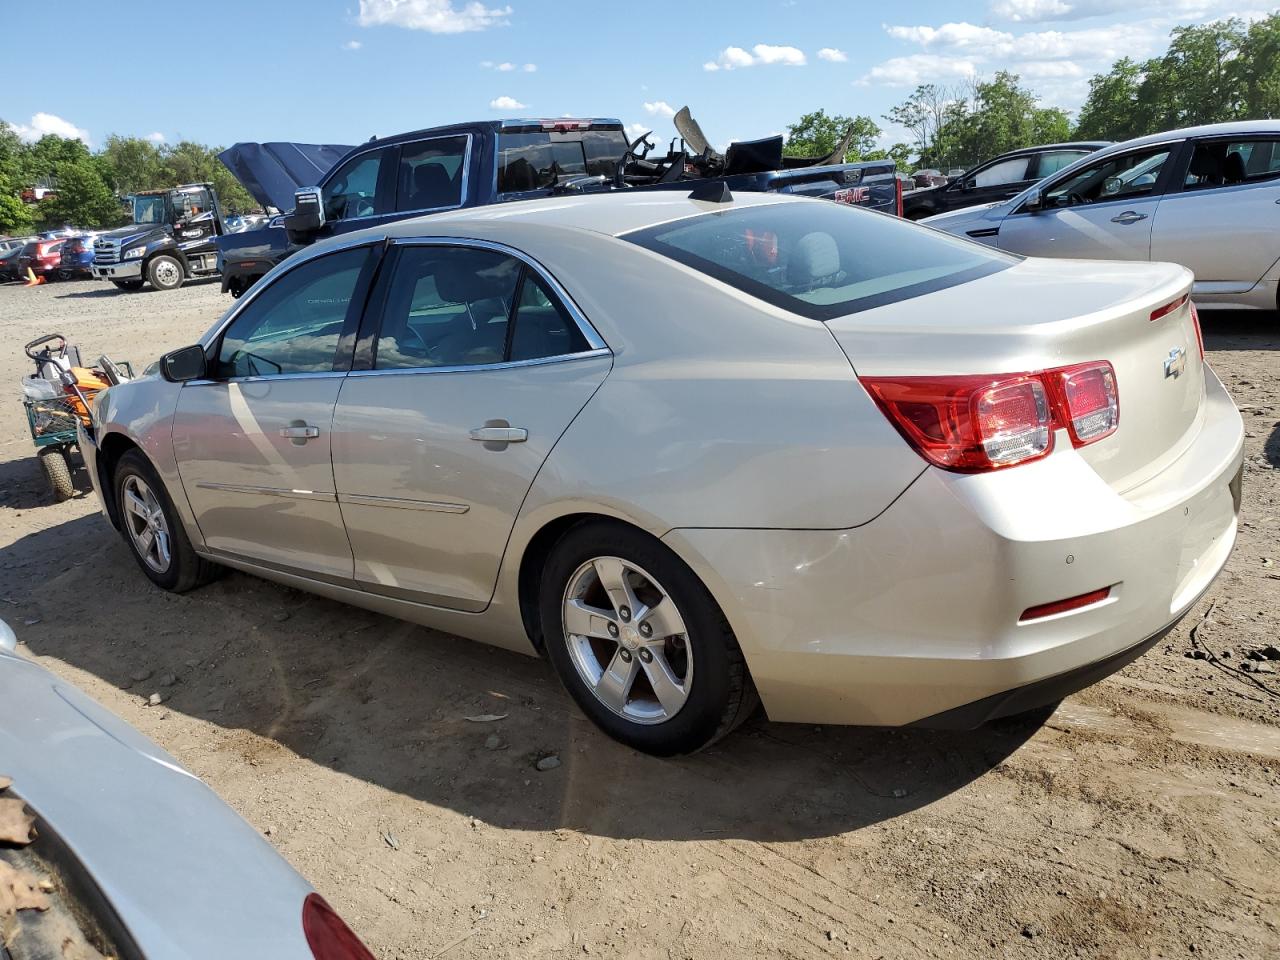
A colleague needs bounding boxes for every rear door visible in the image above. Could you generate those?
[331,240,611,611]
[172,243,379,580]
[1150,135,1280,293]
[997,143,1180,261]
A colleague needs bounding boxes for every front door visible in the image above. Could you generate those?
[998,144,1178,262]
[172,244,379,580]
[331,241,611,611]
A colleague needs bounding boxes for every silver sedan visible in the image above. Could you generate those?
[81,190,1243,755]
[923,120,1280,310]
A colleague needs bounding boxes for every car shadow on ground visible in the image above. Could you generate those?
[7,511,1047,843]
[1200,308,1280,352]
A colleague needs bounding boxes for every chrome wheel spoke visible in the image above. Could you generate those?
[123,488,148,521]
[640,649,688,715]
[639,597,686,641]
[592,557,640,620]
[563,598,617,640]
[136,527,154,554]
[153,528,171,566]
[594,648,639,713]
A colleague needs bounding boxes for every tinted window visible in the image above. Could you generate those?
[1044,148,1170,207]
[375,247,522,369]
[971,156,1031,188]
[624,202,1016,321]
[509,273,590,362]
[322,149,387,221]
[1185,139,1280,189]
[1035,150,1088,177]
[396,136,468,212]
[217,248,368,377]
[497,130,628,193]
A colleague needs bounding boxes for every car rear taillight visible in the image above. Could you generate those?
[1046,362,1118,446]
[894,176,904,218]
[1189,300,1204,360]
[302,894,376,960]
[862,361,1119,473]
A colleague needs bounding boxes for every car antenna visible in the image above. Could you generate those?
[689,181,732,203]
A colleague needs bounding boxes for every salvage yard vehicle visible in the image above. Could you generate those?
[90,183,227,291]
[80,190,1242,755]
[903,141,1109,220]
[16,237,66,281]
[0,618,376,960]
[924,120,1280,310]
[215,110,901,297]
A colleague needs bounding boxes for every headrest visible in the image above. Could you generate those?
[788,233,840,288]
[1188,150,1222,179]
[411,163,454,208]
[1223,151,1247,184]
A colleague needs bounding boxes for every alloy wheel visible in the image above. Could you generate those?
[122,475,172,573]
[561,557,693,724]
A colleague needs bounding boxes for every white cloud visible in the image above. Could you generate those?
[817,47,848,62]
[12,112,90,144]
[523,62,536,71]
[625,122,650,140]
[358,0,512,34]
[145,131,166,143]
[489,95,527,110]
[989,0,1243,22]
[343,39,363,49]
[497,61,515,70]
[481,60,535,71]
[859,54,980,86]
[704,43,805,70]
[643,100,676,117]
[886,22,1011,50]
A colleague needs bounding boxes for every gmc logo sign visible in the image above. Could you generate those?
[832,187,869,205]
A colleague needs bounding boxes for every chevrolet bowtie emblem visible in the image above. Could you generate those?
[1164,346,1187,379]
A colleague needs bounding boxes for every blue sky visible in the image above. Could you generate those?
[4,0,1273,155]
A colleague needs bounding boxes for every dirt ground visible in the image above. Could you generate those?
[1,277,1278,960]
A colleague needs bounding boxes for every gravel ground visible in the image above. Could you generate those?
[1,276,1278,960]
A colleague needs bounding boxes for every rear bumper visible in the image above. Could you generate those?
[664,366,1244,727]
[92,261,142,280]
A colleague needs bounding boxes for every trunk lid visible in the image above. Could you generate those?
[828,257,1203,492]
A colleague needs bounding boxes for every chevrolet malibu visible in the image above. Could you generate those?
[80,190,1243,755]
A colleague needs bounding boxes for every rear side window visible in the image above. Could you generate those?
[497,130,628,193]
[1034,150,1088,177]
[971,156,1030,187]
[623,202,1015,321]
[395,136,468,212]
[1185,139,1280,189]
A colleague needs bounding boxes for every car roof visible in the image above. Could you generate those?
[992,141,1112,159]
[1103,119,1280,153]
[379,189,798,240]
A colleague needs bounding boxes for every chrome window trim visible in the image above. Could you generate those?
[348,347,611,379]
[185,371,349,387]
[392,133,473,216]
[384,236,608,352]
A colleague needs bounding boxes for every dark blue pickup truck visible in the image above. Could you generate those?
[216,111,902,296]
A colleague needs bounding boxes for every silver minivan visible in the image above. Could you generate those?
[924,120,1280,311]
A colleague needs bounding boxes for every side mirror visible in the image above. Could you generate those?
[1023,189,1045,213]
[959,178,975,192]
[282,186,324,241]
[160,344,207,383]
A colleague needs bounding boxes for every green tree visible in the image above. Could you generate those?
[99,134,164,194]
[35,158,124,230]
[0,172,34,235]
[157,140,257,213]
[784,110,882,161]
[1076,57,1144,141]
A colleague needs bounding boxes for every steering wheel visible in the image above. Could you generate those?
[354,196,375,218]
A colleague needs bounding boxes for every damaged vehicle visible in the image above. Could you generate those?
[0,618,376,959]
[215,108,901,297]
[83,189,1241,756]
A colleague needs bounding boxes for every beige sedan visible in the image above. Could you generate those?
[81,190,1243,754]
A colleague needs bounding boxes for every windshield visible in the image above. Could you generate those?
[624,202,1016,320]
[133,195,167,225]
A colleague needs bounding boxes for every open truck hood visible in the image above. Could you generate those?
[217,141,354,212]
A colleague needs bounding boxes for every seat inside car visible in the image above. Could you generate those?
[405,163,457,210]
[1223,150,1247,184]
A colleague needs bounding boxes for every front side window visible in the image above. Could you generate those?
[1185,139,1280,189]
[133,196,166,224]
[971,156,1031,188]
[374,246,592,369]
[1043,148,1171,207]
[395,136,468,212]
[322,149,387,221]
[624,201,1016,321]
[216,247,369,377]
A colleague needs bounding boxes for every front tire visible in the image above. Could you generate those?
[114,450,219,592]
[147,254,184,291]
[38,447,75,501]
[539,520,758,755]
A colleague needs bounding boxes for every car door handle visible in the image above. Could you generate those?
[1110,211,1148,224]
[469,426,528,443]
[279,425,320,440]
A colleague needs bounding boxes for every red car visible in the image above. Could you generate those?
[16,239,66,280]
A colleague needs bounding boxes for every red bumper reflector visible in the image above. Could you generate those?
[1020,587,1111,622]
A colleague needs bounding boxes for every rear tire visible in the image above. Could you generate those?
[111,279,144,291]
[114,450,219,592]
[147,254,184,291]
[38,447,75,501]
[539,520,758,755]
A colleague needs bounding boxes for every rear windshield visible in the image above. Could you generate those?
[497,130,628,193]
[623,202,1016,320]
